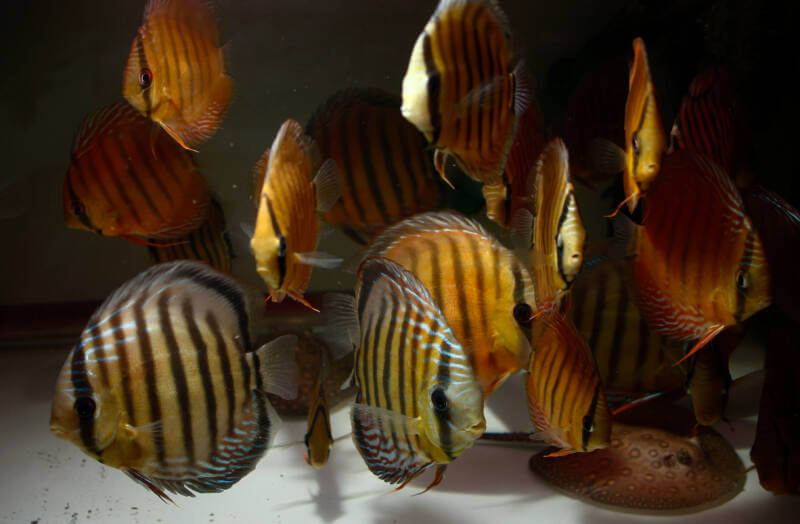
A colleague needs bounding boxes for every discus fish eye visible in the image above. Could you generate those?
[74,396,96,419]
[632,132,640,155]
[278,236,287,259]
[73,200,86,217]
[513,303,533,326]
[736,269,749,292]
[582,414,594,434]
[139,68,152,89]
[431,388,448,413]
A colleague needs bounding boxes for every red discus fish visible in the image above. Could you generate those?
[64,101,210,243]
[632,150,770,363]
[122,0,234,150]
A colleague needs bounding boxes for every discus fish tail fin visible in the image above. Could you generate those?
[253,334,299,400]
[314,158,341,213]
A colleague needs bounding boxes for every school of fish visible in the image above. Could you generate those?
[49,0,797,515]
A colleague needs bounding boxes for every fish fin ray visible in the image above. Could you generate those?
[254,334,299,399]
[323,292,360,354]
[294,251,343,269]
[588,138,625,175]
[313,158,341,213]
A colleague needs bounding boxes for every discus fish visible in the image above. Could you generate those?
[64,101,210,243]
[593,38,666,215]
[569,257,687,406]
[525,313,611,456]
[147,198,233,272]
[482,100,546,229]
[530,422,745,514]
[122,0,234,150]
[326,257,485,490]
[511,138,586,308]
[306,88,443,244]
[354,211,539,396]
[250,119,341,310]
[50,261,298,501]
[633,150,770,362]
[401,0,529,186]
[668,66,738,173]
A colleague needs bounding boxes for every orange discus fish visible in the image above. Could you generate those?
[594,38,666,215]
[250,119,340,310]
[511,138,586,309]
[525,313,611,456]
[354,211,539,396]
[401,0,529,186]
[306,88,443,244]
[482,100,546,229]
[122,0,234,150]
[633,150,770,363]
[63,101,210,243]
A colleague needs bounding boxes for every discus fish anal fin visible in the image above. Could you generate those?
[413,464,448,495]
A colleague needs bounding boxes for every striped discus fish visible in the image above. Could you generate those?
[122,0,234,150]
[401,0,529,187]
[50,261,298,501]
[482,100,546,229]
[742,185,800,323]
[633,150,770,363]
[148,198,233,272]
[326,257,485,490]
[594,38,666,215]
[668,66,738,173]
[355,211,539,396]
[306,88,443,244]
[569,257,687,405]
[63,101,210,243]
[250,119,340,310]
[525,313,611,456]
[511,138,585,309]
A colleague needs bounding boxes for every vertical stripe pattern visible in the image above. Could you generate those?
[64,101,210,240]
[50,261,280,498]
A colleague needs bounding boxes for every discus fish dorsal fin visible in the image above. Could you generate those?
[313,158,341,213]
[253,334,299,400]
[588,137,625,175]
[512,61,533,117]
[510,208,533,252]
[295,251,342,269]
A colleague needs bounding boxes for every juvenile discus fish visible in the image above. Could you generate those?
[147,198,234,272]
[326,257,485,491]
[250,119,341,310]
[530,422,745,514]
[355,211,539,396]
[633,150,770,363]
[50,261,299,501]
[512,138,585,309]
[306,88,443,244]
[401,0,529,186]
[525,313,610,456]
[63,101,210,244]
[593,38,666,215]
[122,0,234,150]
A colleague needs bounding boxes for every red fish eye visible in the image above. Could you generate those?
[74,397,96,419]
[139,68,152,89]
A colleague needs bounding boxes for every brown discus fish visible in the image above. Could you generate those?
[122,0,233,150]
[525,313,610,456]
[530,422,745,514]
[306,88,443,244]
[250,119,340,310]
[64,101,210,243]
[401,0,529,186]
[147,198,233,272]
[482,100,546,229]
